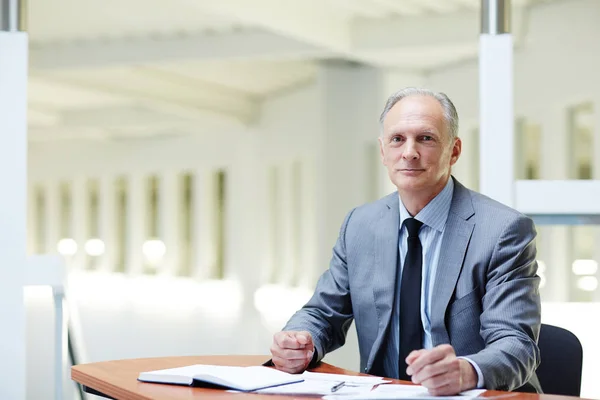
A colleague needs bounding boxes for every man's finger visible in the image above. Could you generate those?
[272,348,314,361]
[405,349,427,365]
[406,346,451,375]
[411,362,446,385]
[272,355,309,373]
[275,331,311,349]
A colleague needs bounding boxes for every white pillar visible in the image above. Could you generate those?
[126,174,145,275]
[159,171,180,275]
[316,61,383,274]
[279,162,296,286]
[479,0,514,207]
[0,12,27,397]
[298,159,318,289]
[98,176,116,272]
[192,170,217,279]
[227,134,267,294]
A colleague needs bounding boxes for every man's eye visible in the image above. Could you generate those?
[391,136,403,143]
[421,135,433,141]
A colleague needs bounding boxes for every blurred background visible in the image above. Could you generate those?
[8,0,600,398]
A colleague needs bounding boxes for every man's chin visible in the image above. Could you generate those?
[394,179,425,192]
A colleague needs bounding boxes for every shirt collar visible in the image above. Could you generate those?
[398,178,454,233]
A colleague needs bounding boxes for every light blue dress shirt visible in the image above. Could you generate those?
[382,178,484,387]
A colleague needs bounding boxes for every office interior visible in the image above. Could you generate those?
[1,0,600,399]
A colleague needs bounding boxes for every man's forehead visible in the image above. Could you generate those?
[383,96,444,129]
[384,112,442,132]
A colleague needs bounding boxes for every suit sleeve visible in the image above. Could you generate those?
[282,209,356,365]
[466,214,541,391]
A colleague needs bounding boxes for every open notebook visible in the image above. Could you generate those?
[138,364,304,392]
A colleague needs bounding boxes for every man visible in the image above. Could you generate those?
[269,88,541,395]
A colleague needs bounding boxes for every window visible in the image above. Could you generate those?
[535,224,600,303]
[515,118,541,180]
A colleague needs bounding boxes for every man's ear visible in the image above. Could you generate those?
[379,137,386,165]
[450,137,462,166]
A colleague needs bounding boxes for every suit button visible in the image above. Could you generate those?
[364,368,368,372]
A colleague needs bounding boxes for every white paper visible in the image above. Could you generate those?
[459,389,487,397]
[323,384,486,400]
[372,384,485,398]
[255,380,375,395]
[302,371,390,385]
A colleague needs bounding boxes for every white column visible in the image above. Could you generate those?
[98,176,116,272]
[192,170,217,279]
[0,19,27,398]
[71,177,88,270]
[298,159,318,289]
[159,171,180,276]
[316,61,383,273]
[479,0,514,207]
[227,134,267,294]
[263,165,278,285]
[126,174,145,275]
[279,162,296,286]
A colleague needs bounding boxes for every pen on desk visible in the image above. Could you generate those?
[331,381,346,392]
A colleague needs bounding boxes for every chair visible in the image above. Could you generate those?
[536,323,583,396]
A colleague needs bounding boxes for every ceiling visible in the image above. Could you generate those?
[25,0,559,143]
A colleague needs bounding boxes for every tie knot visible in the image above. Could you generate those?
[404,218,423,237]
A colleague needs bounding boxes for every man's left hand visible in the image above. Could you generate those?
[405,344,478,395]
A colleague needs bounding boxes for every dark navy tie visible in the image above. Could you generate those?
[398,217,424,381]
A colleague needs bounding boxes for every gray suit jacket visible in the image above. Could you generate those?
[284,178,541,391]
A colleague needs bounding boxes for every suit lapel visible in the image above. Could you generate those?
[368,193,400,368]
[430,180,475,345]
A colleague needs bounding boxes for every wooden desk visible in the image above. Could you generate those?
[71,355,579,400]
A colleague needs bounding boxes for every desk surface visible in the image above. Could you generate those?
[71,355,580,400]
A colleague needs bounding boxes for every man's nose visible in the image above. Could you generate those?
[402,140,419,160]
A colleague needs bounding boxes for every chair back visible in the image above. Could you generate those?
[536,323,583,396]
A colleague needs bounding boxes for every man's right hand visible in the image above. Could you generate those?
[270,331,315,374]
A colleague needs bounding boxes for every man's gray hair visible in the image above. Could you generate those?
[378,87,459,140]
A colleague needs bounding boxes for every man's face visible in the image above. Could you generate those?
[379,95,461,195]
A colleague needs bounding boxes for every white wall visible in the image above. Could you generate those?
[26,1,600,398]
